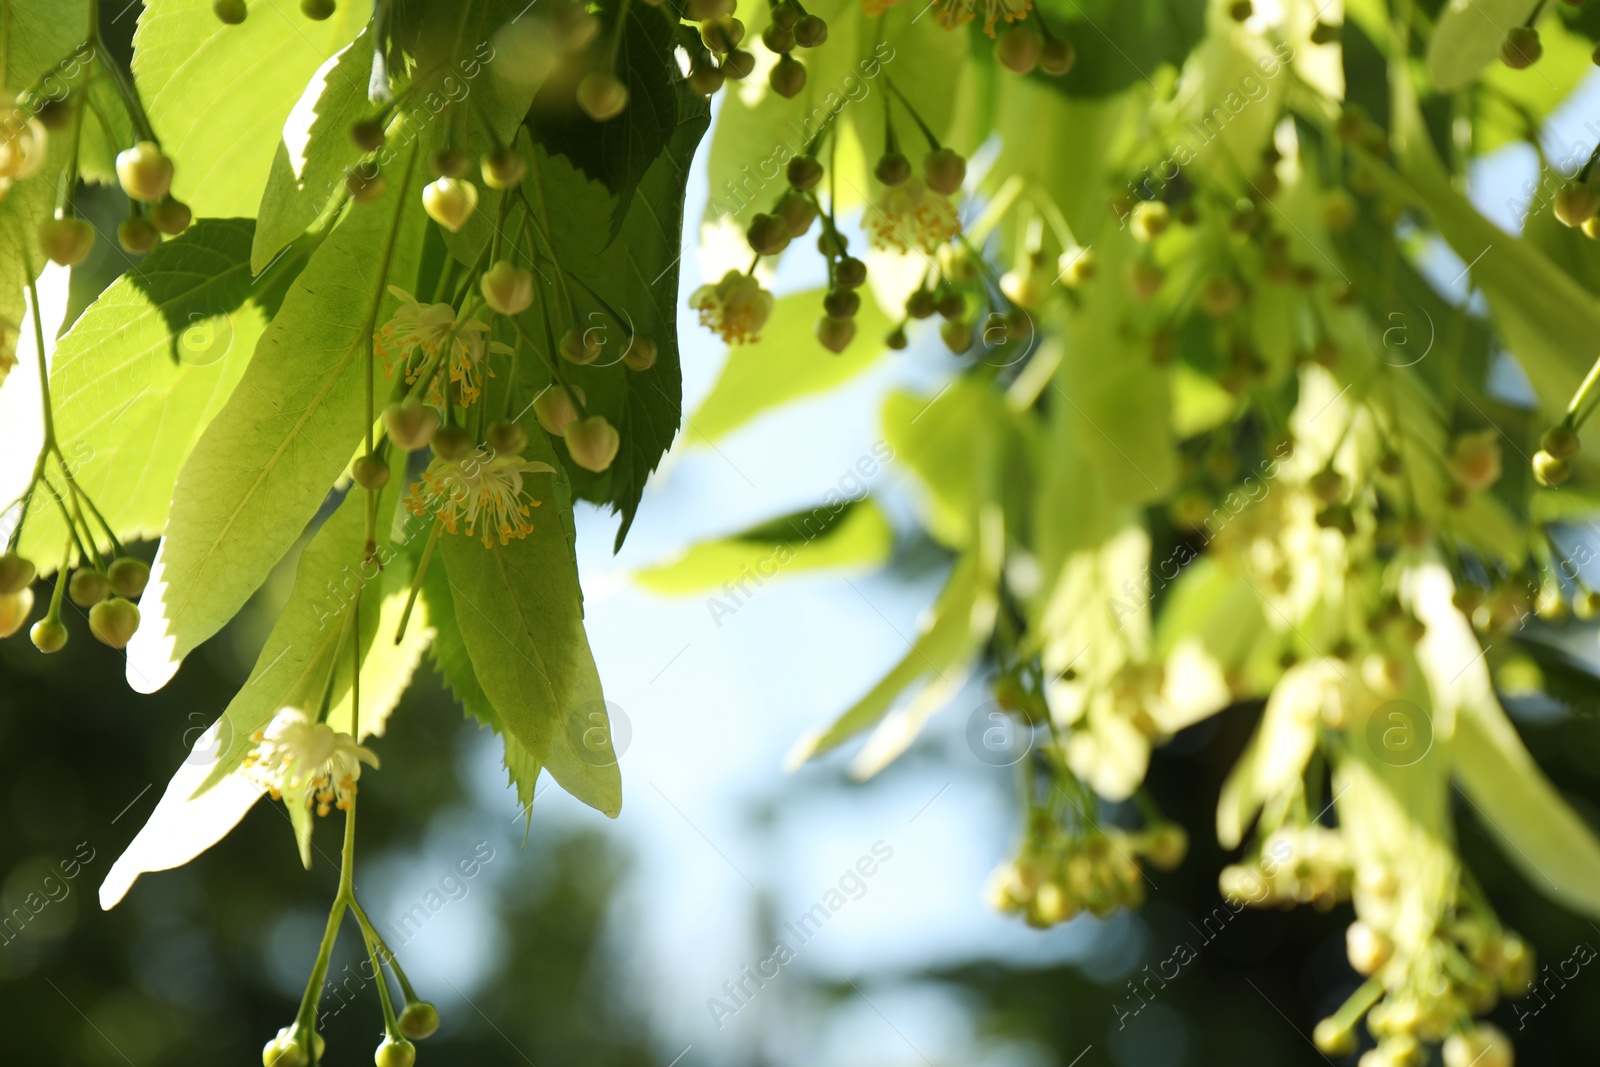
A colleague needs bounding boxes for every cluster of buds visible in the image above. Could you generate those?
[0,543,150,654]
[685,0,828,100]
[986,815,1185,927]
[213,0,337,22]
[1220,825,1352,911]
[1313,893,1529,1066]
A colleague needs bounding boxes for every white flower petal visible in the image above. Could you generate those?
[100,720,265,910]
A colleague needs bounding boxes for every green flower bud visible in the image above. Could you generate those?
[482,146,527,189]
[1130,200,1169,241]
[1039,37,1075,75]
[352,453,390,489]
[108,557,150,598]
[534,384,584,435]
[816,315,856,353]
[822,287,860,319]
[385,399,440,451]
[151,198,192,236]
[700,15,744,52]
[1312,1018,1355,1057]
[432,424,473,462]
[68,568,111,608]
[563,414,620,472]
[422,177,478,232]
[905,290,935,319]
[301,0,335,18]
[746,212,791,256]
[922,147,966,196]
[1346,920,1392,975]
[1533,449,1570,487]
[622,335,658,372]
[30,616,67,653]
[347,167,387,204]
[0,553,36,594]
[214,0,248,22]
[487,420,528,456]
[793,13,827,46]
[38,216,95,267]
[1542,423,1579,460]
[835,257,867,288]
[375,1036,416,1067]
[577,72,629,122]
[786,155,822,191]
[721,50,756,79]
[559,326,601,365]
[1143,824,1187,870]
[89,596,140,649]
[873,151,911,187]
[688,64,725,97]
[1502,26,1541,69]
[771,0,800,28]
[1229,0,1252,19]
[997,25,1042,73]
[762,23,796,52]
[0,587,32,638]
[350,118,385,151]
[1555,183,1600,228]
[398,1001,440,1041]
[432,147,471,179]
[769,54,807,98]
[481,260,535,316]
[118,216,161,254]
[776,189,816,237]
[116,141,175,203]
[939,318,973,354]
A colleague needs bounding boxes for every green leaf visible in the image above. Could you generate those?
[252,33,372,274]
[689,288,891,445]
[436,421,620,817]
[0,152,53,387]
[132,181,427,685]
[0,1,87,92]
[525,96,708,548]
[16,219,265,570]
[1034,0,1205,98]
[634,498,893,596]
[132,0,371,219]
[530,0,684,238]
[882,376,1020,550]
[1455,691,1600,919]
[1427,0,1541,91]
[421,544,541,808]
[786,443,1004,774]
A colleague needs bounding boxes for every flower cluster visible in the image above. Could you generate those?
[690,270,775,344]
[867,178,962,255]
[376,287,506,406]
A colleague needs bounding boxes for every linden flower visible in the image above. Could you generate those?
[0,104,47,187]
[242,707,379,816]
[406,447,557,547]
[936,0,1031,33]
[867,178,962,255]
[691,270,775,344]
[375,287,509,405]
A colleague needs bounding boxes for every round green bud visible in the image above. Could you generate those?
[1309,467,1346,503]
[89,596,140,649]
[793,13,827,46]
[0,553,37,594]
[0,588,32,639]
[38,216,95,267]
[118,216,161,254]
[421,177,478,233]
[432,147,471,179]
[815,315,856,353]
[482,146,527,189]
[762,23,796,52]
[563,414,620,472]
[1143,824,1187,871]
[1039,37,1075,75]
[558,326,601,365]
[885,326,908,350]
[1312,1018,1355,1057]
[534,384,583,435]
[1542,424,1580,460]
[923,147,966,196]
[116,141,175,204]
[1533,448,1571,487]
[214,0,248,22]
[431,424,473,462]
[1309,20,1340,44]
[398,1001,440,1041]
[68,568,111,608]
[787,154,823,191]
[374,1036,416,1067]
[300,0,336,18]
[688,63,725,97]
[487,420,528,456]
[700,15,744,52]
[776,189,816,237]
[352,453,390,490]
[721,49,756,80]
[771,0,800,28]
[1555,182,1600,228]
[873,151,911,187]
[835,257,867,288]
[151,198,192,236]
[622,335,658,372]
[577,71,629,121]
[996,25,1042,73]
[1229,0,1252,19]
[30,616,67,653]
[384,399,440,451]
[769,54,807,98]
[936,289,965,320]
[822,287,860,319]
[108,557,150,598]
[1503,25,1542,68]
[481,259,535,316]
[939,318,973,354]
[905,290,936,319]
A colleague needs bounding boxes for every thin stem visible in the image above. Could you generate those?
[394,520,442,646]
[350,897,420,1002]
